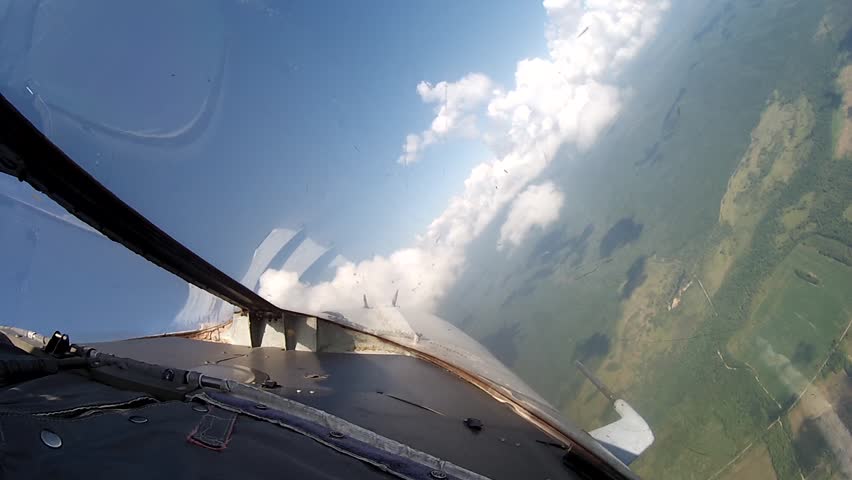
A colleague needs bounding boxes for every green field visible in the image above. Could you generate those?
[728,239,852,406]
[440,0,852,477]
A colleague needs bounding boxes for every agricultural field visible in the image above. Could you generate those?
[442,0,852,477]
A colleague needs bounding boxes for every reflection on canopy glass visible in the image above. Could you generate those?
[1,0,851,478]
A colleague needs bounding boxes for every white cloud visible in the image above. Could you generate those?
[173,228,343,327]
[259,245,459,312]
[499,182,564,250]
[398,73,493,165]
[260,0,669,316]
[174,228,302,327]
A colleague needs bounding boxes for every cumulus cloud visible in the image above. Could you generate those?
[260,0,669,315]
[260,245,459,312]
[173,228,343,327]
[398,73,494,165]
[499,182,564,250]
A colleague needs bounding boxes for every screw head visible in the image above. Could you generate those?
[40,430,62,449]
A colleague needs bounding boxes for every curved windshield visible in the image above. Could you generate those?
[2,0,852,477]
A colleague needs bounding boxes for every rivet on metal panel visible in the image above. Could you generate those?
[129,416,148,424]
[192,404,209,413]
[254,404,268,410]
[428,470,447,479]
[329,431,345,439]
[40,430,62,448]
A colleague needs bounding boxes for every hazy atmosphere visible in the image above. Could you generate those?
[1,0,851,478]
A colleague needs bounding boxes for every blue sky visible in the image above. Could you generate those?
[15,0,548,269]
[0,0,547,338]
[208,0,549,261]
[0,0,670,339]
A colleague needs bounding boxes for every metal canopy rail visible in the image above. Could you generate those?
[0,94,285,347]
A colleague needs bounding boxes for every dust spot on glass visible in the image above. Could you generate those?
[25,228,39,245]
[235,0,281,18]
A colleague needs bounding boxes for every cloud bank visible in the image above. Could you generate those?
[499,182,564,250]
[259,0,669,315]
[173,228,341,327]
[398,73,494,165]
